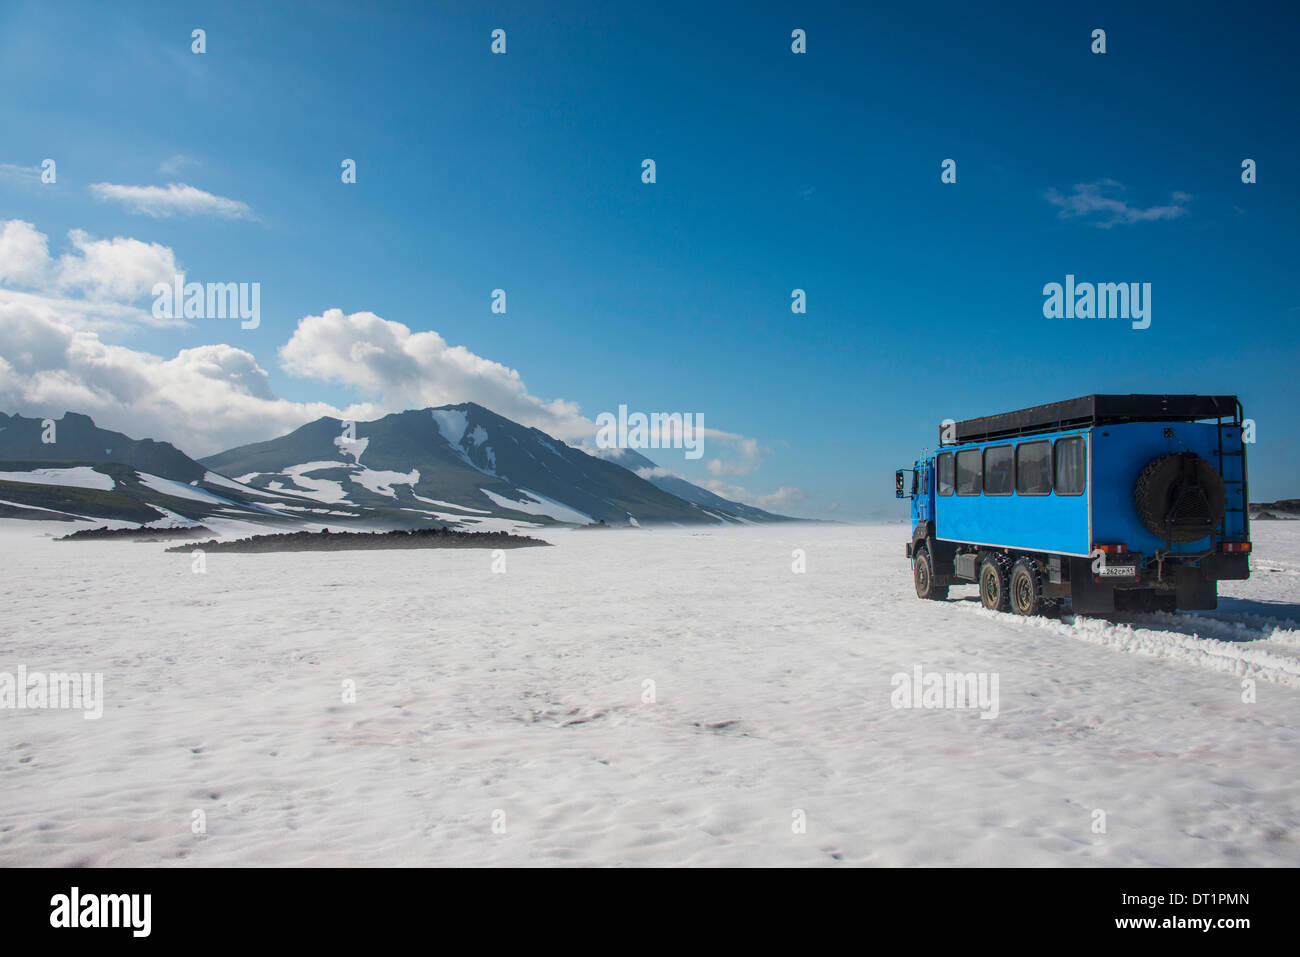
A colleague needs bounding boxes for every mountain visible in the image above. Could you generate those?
[201,402,788,528]
[588,446,797,522]
[1251,499,1300,520]
[0,412,204,481]
[0,405,803,529]
[0,411,295,525]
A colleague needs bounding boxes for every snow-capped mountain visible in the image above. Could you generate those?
[0,405,802,528]
[0,411,294,526]
[0,412,205,482]
[201,402,795,528]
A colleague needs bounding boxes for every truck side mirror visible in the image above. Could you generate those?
[896,470,907,498]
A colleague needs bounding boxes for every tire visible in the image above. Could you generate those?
[1010,557,1048,616]
[914,546,948,601]
[979,554,1011,612]
[1134,453,1226,543]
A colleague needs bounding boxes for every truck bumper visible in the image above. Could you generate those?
[1067,550,1250,614]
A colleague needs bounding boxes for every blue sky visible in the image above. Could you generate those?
[1,0,1297,518]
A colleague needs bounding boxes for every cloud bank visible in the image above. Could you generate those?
[0,219,182,329]
[0,219,774,481]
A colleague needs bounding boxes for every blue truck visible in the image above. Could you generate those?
[896,395,1251,616]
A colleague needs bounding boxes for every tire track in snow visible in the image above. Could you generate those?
[1141,610,1300,647]
[961,604,1300,688]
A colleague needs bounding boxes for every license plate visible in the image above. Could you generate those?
[1099,565,1137,578]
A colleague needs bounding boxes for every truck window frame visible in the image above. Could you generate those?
[982,444,1013,496]
[1015,440,1052,496]
[936,452,954,496]
[955,448,982,496]
[1053,435,1086,496]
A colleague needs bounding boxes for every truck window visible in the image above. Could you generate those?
[937,452,954,496]
[956,449,982,495]
[983,445,1013,495]
[1016,440,1052,495]
[1054,436,1086,495]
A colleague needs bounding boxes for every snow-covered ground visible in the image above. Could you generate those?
[0,466,116,490]
[1,518,1298,867]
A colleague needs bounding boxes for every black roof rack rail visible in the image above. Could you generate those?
[942,394,1240,446]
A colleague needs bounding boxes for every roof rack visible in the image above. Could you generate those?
[942,394,1241,446]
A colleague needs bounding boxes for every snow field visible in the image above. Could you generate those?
[0,520,1297,866]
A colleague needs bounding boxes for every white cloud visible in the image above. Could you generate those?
[0,298,782,475]
[1,227,778,476]
[1046,180,1190,228]
[705,430,763,476]
[0,219,51,286]
[89,182,256,221]
[0,300,601,457]
[55,229,181,302]
[0,302,605,459]
[633,465,674,479]
[0,163,43,189]
[278,309,594,441]
[0,219,186,329]
[0,301,339,457]
[701,478,806,511]
[0,288,176,333]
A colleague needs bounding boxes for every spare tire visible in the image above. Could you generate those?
[1134,453,1226,543]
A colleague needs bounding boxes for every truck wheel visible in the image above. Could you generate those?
[1010,557,1048,616]
[979,554,1011,612]
[914,546,948,601]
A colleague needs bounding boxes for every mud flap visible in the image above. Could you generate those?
[1067,557,1116,615]
[1175,564,1218,610]
[1201,554,1250,581]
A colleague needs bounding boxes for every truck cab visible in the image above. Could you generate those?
[898,458,933,529]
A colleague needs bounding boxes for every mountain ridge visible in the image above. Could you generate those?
[0,405,804,528]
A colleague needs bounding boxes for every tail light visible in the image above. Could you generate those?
[1093,543,1128,555]
[1221,541,1251,554]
